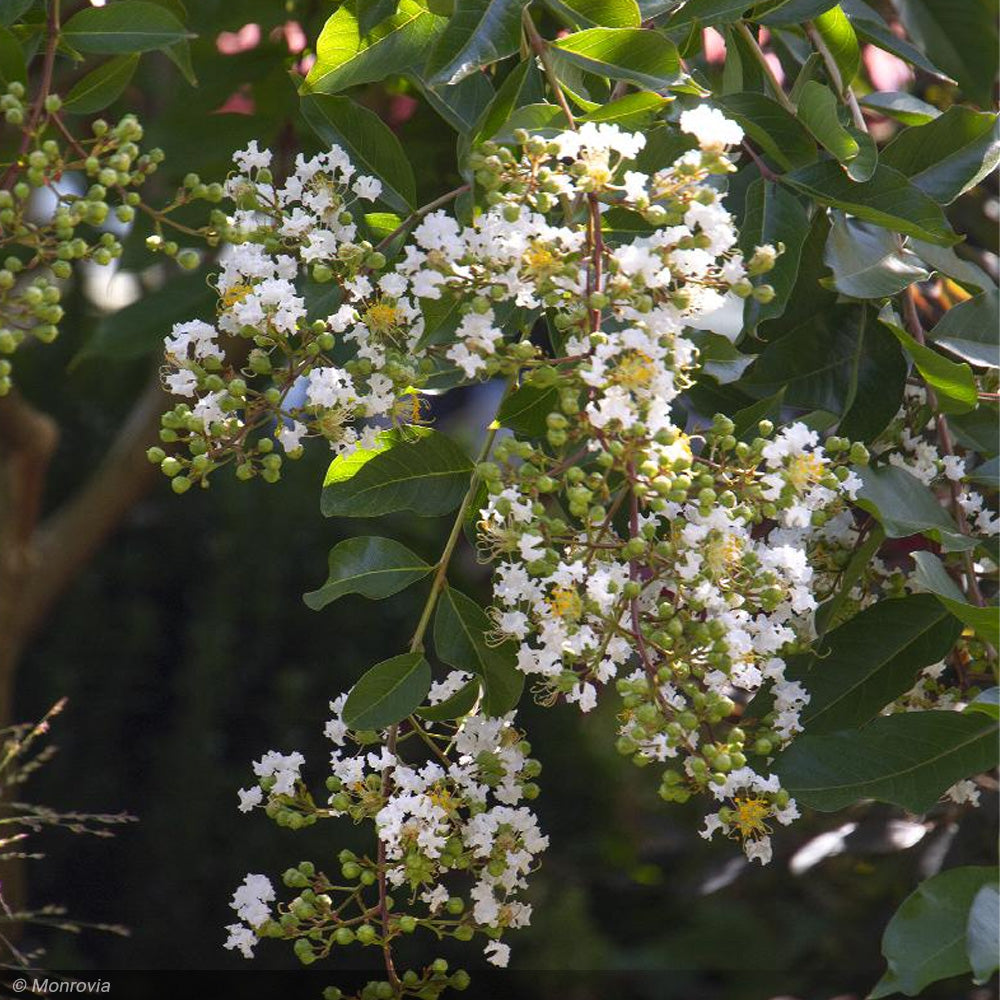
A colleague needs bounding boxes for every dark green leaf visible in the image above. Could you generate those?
[837,316,906,441]
[967,884,1000,985]
[824,215,928,299]
[871,866,999,998]
[949,405,1000,455]
[667,0,759,29]
[551,27,682,91]
[302,0,442,95]
[855,463,978,552]
[895,0,998,107]
[781,161,958,246]
[62,1,189,54]
[774,711,999,812]
[812,5,860,86]
[0,0,34,27]
[881,107,1000,206]
[757,0,839,25]
[910,551,1000,648]
[794,81,857,162]
[797,595,962,734]
[434,587,524,716]
[859,91,940,126]
[926,290,999,369]
[343,652,432,729]
[731,389,784,441]
[417,678,481,721]
[425,0,524,85]
[851,17,955,85]
[0,23,25,87]
[63,54,139,113]
[321,427,473,518]
[303,537,433,611]
[300,94,417,213]
[814,524,884,635]
[497,383,560,438]
[473,57,541,140]
[877,304,977,414]
[717,92,816,170]
[412,67,495,133]
[968,456,1000,488]
[911,241,995,295]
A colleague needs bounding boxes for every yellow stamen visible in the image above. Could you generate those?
[612,350,657,390]
[522,242,559,275]
[787,452,824,491]
[730,796,772,841]
[547,585,583,622]
[363,299,399,334]
[220,281,253,310]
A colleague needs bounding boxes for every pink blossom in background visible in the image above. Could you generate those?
[217,23,261,55]
[387,94,419,128]
[863,43,913,91]
[277,21,308,54]
[215,89,255,116]
[703,28,726,64]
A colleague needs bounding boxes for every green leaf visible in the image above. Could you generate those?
[667,0,761,29]
[837,317,906,441]
[794,82,860,163]
[843,125,877,182]
[796,595,962,734]
[814,524,884,636]
[881,107,1000,206]
[781,161,958,246]
[413,65,495,133]
[543,0,642,28]
[321,427,473,518]
[871,867,999,998]
[303,537,433,611]
[949,405,1000,456]
[497,383,560,438]
[434,587,524,716]
[811,5,860,87]
[551,27,682,91]
[717,92,817,170]
[926,289,1000,370]
[911,241,995,295]
[731,389,785,441]
[967,884,1000,985]
[0,0,34,28]
[63,54,139,114]
[877,304,977,414]
[417,678,481,721]
[968,456,1000,487]
[823,214,928,299]
[342,652,432,729]
[62,1,189,54]
[580,90,670,129]
[739,179,810,330]
[302,0,442,95]
[851,17,955,86]
[424,0,524,85]
[910,551,1000,648]
[757,0,839,25]
[966,687,1000,721]
[0,23,24,87]
[858,91,941,127]
[774,711,999,812]
[473,57,542,140]
[895,0,998,107]
[854,464,978,553]
[300,94,417,213]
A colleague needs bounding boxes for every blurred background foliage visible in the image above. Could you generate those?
[3,0,997,997]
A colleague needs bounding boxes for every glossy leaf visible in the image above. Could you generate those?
[781,162,958,246]
[926,290,1000,369]
[967,884,1000,985]
[881,107,1000,206]
[581,91,670,129]
[301,94,416,213]
[851,16,955,85]
[910,551,1000,648]
[342,652,432,729]
[497,383,560,438]
[551,27,682,91]
[811,5,859,87]
[871,866,999,998]
[302,0,442,95]
[63,54,139,114]
[543,0,642,27]
[303,537,432,611]
[859,91,940,127]
[667,0,763,28]
[795,81,857,163]
[321,427,473,518]
[62,2,189,54]
[774,711,999,812]
[823,215,928,299]
[855,464,978,553]
[412,68,495,133]
[796,595,962,734]
[424,0,524,85]
[911,241,995,295]
[434,587,524,716]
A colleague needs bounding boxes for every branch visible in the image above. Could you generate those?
[736,22,797,114]
[17,375,164,642]
[805,20,867,131]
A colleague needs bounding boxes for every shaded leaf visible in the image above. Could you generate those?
[824,215,928,299]
[303,537,432,611]
[497,383,560,438]
[343,652,432,729]
[718,92,816,170]
[417,678,481,721]
[62,1,189,54]
[926,289,1000,369]
[773,710,999,812]
[63,54,139,113]
[910,551,1000,648]
[851,16,955,85]
[859,91,940,127]
[796,80,857,163]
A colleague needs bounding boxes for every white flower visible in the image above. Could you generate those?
[484,940,511,967]
[237,786,262,813]
[679,106,744,150]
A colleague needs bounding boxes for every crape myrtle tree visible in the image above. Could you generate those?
[0,0,998,996]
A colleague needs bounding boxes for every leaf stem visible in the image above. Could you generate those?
[736,21,796,114]
[804,20,867,131]
[375,184,471,255]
